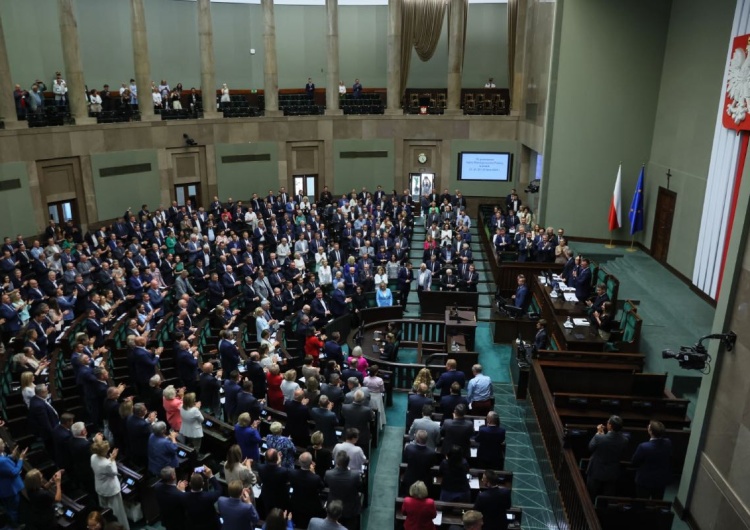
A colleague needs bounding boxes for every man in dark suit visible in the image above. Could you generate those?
[631,420,673,500]
[133,337,163,398]
[244,352,268,399]
[406,383,434,428]
[561,250,575,284]
[586,283,610,315]
[27,385,59,453]
[573,258,593,303]
[397,262,414,307]
[126,403,156,468]
[219,331,241,376]
[401,430,439,495]
[311,289,331,321]
[435,359,466,397]
[475,411,506,470]
[320,374,345,419]
[534,320,549,352]
[222,372,243,422]
[199,363,223,416]
[184,468,223,530]
[473,470,512,530]
[310,395,339,447]
[68,422,98,494]
[330,283,350,318]
[511,274,529,310]
[289,452,326,527]
[341,391,374,456]
[586,415,628,499]
[440,404,474,457]
[257,449,290,517]
[175,341,199,393]
[325,451,363,530]
[235,379,261,421]
[440,382,469,418]
[154,467,188,530]
[284,389,312,446]
[51,412,75,470]
[323,332,344,366]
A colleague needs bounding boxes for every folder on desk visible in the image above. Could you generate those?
[563,293,578,302]
[573,318,590,326]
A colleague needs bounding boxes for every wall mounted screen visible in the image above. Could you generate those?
[457,152,511,182]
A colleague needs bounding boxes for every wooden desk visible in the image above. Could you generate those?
[534,275,587,317]
[510,342,530,399]
[555,315,606,352]
[490,312,538,344]
[445,309,477,350]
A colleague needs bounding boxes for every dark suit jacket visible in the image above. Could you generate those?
[475,425,506,469]
[341,402,373,448]
[401,443,439,490]
[27,396,59,442]
[574,267,593,302]
[473,486,512,530]
[435,370,466,397]
[223,380,242,420]
[258,463,290,513]
[310,407,339,447]
[631,437,673,489]
[407,394,434,427]
[235,391,261,420]
[175,348,198,388]
[586,430,629,482]
[219,340,241,376]
[330,290,348,317]
[245,360,267,399]
[154,482,188,530]
[441,418,474,456]
[199,373,221,414]
[184,477,222,530]
[325,467,362,518]
[534,328,548,351]
[51,425,73,469]
[284,400,312,445]
[289,469,326,522]
[125,414,152,466]
[439,394,469,418]
[68,436,94,491]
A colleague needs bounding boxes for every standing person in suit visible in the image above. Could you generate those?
[0,437,27,528]
[440,404,474,457]
[586,415,629,499]
[289,452,326,527]
[154,467,188,530]
[325,451,363,530]
[406,384,434,428]
[341,391,374,456]
[397,261,414,306]
[473,470,512,530]
[401,430,439,495]
[184,468,222,530]
[511,274,529,310]
[631,420,673,500]
[440,382,469,418]
[534,319,548,352]
[310,395,339,447]
[435,359,466,398]
[308,500,345,530]
[572,257,593,303]
[416,263,432,293]
[218,480,260,530]
[27,385,59,454]
[257,448,290,517]
[475,411,506,470]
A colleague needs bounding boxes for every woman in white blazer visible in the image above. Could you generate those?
[179,392,204,452]
[90,440,130,530]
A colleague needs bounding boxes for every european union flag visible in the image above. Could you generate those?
[629,167,645,235]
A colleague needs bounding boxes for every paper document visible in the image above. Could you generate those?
[563,293,578,302]
[538,276,547,285]
[473,419,485,430]
[550,291,558,298]
[471,447,478,457]
[573,318,590,326]
[433,512,443,525]
[469,477,481,489]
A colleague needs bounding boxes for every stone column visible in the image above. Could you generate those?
[446,0,465,114]
[0,15,21,127]
[325,0,341,115]
[261,0,281,116]
[130,0,156,120]
[197,0,219,119]
[385,0,402,115]
[58,0,93,124]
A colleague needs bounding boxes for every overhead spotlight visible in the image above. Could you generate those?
[183,133,197,146]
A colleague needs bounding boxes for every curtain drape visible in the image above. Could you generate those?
[507,0,518,99]
[399,0,448,98]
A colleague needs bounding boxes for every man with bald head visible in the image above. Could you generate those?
[257,448,290,517]
[198,362,222,416]
[289,452,326,526]
[133,336,163,398]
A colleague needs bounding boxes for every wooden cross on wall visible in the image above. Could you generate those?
[666,168,672,190]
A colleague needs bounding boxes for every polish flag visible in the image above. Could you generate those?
[608,164,622,231]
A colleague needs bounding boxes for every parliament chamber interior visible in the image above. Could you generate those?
[0,1,748,530]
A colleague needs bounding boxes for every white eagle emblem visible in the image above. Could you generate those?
[726,43,750,124]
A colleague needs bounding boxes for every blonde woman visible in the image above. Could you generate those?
[179,392,204,452]
[20,371,36,407]
[10,290,30,325]
[162,385,184,431]
[293,251,306,272]
[318,259,332,287]
[348,346,369,378]
[374,266,388,286]
[412,367,435,392]
[90,439,130,530]
[280,369,300,403]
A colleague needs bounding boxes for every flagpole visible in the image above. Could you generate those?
[605,230,615,249]
[627,235,637,252]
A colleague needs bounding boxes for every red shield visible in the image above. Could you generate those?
[723,33,750,131]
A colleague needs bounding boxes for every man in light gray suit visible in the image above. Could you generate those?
[408,404,441,451]
[344,377,370,406]
[174,270,196,298]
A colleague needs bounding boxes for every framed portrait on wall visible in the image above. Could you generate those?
[410,172,435,197]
